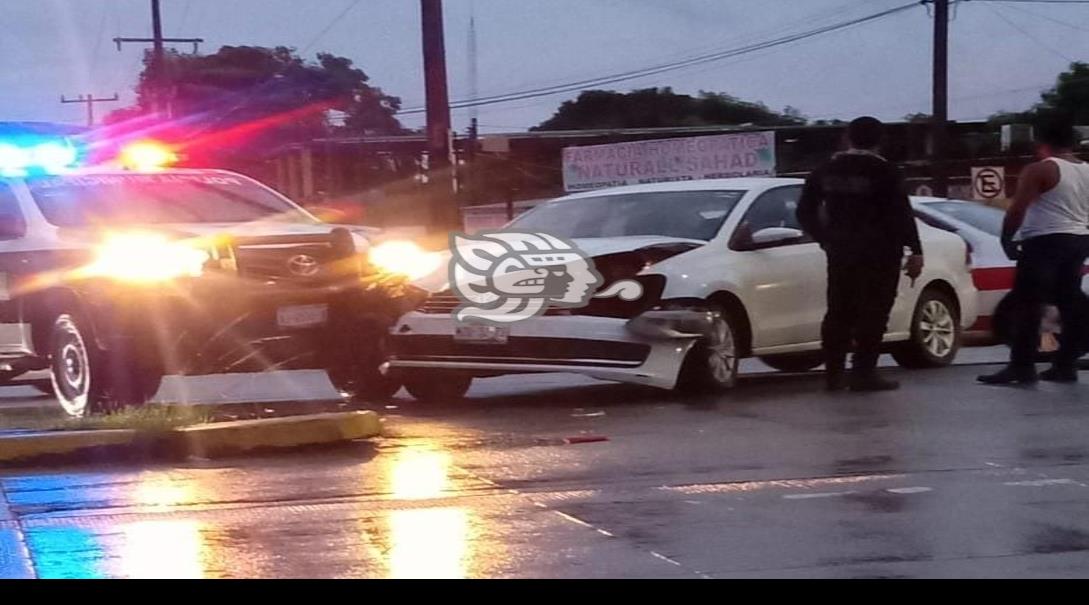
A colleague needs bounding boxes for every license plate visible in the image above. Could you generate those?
[277,304,329,329]
[455,324,510,345]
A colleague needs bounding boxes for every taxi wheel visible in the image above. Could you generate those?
[402,372,472,404]
[892,289,961,369]
[49,313,162,417]
[675,304,740,394]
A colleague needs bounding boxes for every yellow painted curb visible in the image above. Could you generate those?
[0,430,138,464]
[173,411,383,458]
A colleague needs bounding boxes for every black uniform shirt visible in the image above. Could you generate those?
[796,151,922,257]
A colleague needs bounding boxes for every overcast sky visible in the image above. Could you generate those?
[2,0,1087,132]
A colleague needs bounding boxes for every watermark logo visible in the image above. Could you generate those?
[450,231,643,325]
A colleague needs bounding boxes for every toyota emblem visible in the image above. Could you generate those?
[287,254,320,277]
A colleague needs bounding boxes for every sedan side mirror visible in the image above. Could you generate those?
[746,227,805,250]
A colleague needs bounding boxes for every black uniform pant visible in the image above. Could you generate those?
[823,248,902,374]
[1010,234,1089,369]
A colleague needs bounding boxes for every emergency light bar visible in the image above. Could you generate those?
[0,138,80,177]
[118,141,178,171]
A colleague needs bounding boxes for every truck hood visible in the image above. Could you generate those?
[55,222,378,247]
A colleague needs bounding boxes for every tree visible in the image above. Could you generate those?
[990,62,1089,125]
[105,46,405,163]
[532,88,806,131]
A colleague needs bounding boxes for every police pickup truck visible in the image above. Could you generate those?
[0,140,406,416]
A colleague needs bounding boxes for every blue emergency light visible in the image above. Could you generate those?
[0,137,81,177]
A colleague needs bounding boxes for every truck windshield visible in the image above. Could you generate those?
[28,173,317,226]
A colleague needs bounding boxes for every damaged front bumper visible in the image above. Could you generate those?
[626,309,716,340]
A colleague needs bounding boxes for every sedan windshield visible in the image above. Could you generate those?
[509,190,745,241]
[29,173,317,227]
[924,201,1004,237]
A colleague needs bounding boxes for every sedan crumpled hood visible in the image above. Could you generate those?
[413,234,704,293]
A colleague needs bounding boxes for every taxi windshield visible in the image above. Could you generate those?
[28,173,317,226]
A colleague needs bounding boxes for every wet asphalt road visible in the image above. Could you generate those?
[4,350,1089,578]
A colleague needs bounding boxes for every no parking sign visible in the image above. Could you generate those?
[971,167,1006,202]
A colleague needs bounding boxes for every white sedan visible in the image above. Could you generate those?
[387,178,979,401]
[913,197,1089,352]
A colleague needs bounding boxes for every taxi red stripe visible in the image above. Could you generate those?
[972,267,1016,292]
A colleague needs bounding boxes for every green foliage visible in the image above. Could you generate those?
[533,87,806,131]
[990,62,1089,126]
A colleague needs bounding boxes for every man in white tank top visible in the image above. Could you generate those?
[980,121,1089,385]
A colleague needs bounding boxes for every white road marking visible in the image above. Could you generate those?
[649,551,682,566]
[887,487,934,494]
[1004,478,1079,487]
[782,491,856,500]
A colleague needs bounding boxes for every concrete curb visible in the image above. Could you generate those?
[0,429,138,464]
[0,411,382,466]
[171,411,383,458]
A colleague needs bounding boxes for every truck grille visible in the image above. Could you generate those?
[235,242,340,283]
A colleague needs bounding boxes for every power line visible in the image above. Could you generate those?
[969,1,1089,4]
[300,0,362,54]
[986,3,1075,61]
[397,1,923,116]
[993,0,1089,32]
[408,0,887,111]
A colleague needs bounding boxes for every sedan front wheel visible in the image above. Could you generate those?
[675,304,740,393]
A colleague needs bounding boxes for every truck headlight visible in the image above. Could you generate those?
[369,240,443,281]
[86,232,210,283]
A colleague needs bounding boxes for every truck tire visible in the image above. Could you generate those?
[48,312,162,417]
[325,320,402,401]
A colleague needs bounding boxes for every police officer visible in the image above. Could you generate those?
[797,117,924,392]
[979,120,1089,385]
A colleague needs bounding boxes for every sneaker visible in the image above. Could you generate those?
[977,366,1038,385]
[849,374,901,392]
[1040,366,1078,383]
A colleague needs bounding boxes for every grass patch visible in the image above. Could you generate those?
[1,405,211,434]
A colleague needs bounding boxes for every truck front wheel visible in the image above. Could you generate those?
[49,313,162,417]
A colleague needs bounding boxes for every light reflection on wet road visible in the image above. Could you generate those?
[4,356,1089,578]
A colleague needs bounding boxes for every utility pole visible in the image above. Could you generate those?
[60,93,120,126]
[151,0,165,101]
[466,8,480,208]
[421,0,455,232]
[114,0,204,117]
[931,0,950,197]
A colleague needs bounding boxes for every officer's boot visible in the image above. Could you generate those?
[825,355,848,392]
